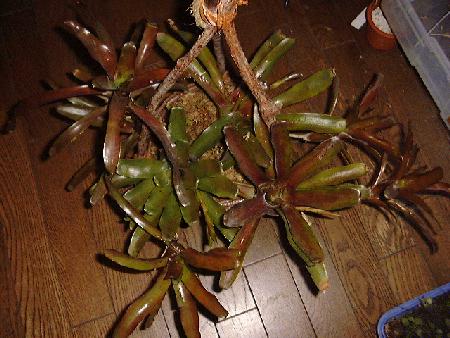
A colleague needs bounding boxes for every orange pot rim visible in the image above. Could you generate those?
[367,0,395,40]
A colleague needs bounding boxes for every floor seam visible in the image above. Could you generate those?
[71,311,114,330]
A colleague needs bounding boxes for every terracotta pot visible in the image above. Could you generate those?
[366,0,396,50]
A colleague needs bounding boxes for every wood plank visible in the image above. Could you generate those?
[284,231,364,338]
[244,218,282,266]
[201,272,255,319]
[298,0,355,50]
[216,309,267,338]
[244,254,315,338]
[0,16,70,337]
[380,246,437,304]
[73,312,168,338]
[1,9,114,326]
[72,314,116,338]
[0,125,72,337]
[316,208,397,333]
[0,231,24,338]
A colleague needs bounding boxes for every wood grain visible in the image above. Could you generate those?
[285,229,364,338]
[0,125,72,337]
[216,309,267,338]
[316,209,397,333]
[72,314,116,338]
[244,254,315,338]
[244,218,282,266]
[1,0,449,337]
[1,10,114,326]
[380,246,437,304]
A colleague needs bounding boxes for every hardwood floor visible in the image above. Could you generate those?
[0,0,448,337]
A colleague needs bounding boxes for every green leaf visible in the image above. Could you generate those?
[104,250,168,271]
[128,226,150,257]
[197,191,238,242]
[123,178,156,210]
[114,42,137,87]
[297,163,368,189]
[306,263,329,291]
[277,112,346,134]
[159,192,182,240]
[144,186,172,221]
[117,159,165,178]
[274,69,335,107]
[189,112,242,160]
[197,176,238,199]
[156,32,213,86]
[250,30,285,69]
[110,175,142,188]
[169,20,224,93]
[168,107,188,143]
[254,37,295,81]
[190,159,221,178]
[104,177,163,241]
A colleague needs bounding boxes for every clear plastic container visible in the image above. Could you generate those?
[382,0,450,128]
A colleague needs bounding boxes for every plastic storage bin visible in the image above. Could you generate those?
[377,282,450,337]
[382,0,450,128]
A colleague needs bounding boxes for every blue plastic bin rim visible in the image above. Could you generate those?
[377,282,450,337]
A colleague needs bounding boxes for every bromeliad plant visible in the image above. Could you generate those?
[4,0,449,337]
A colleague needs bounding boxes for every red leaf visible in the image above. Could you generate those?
[271,122,292,178]
[104,93,128,173]
[223,193,271,228]
[224,126,268,186]
[64,20,117,78]
[135,22,158,75]
[128,68,170,91]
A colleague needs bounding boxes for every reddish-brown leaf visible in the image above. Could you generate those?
[66,157,96,191]
[181,265,228,318]
[64,20,117,78]
[219,218,260,289]
[358,73,384,115]
[104,93,128,173]
[271,122,292,178]
[173,280,200,338]
[113,272,170,338]
[288,188,361,210]
[223,193,271,228]
[280,205,324,264]
[401,167,443,193]
[135,22,158,75]
[224,126,268,185]
[182,247,240,271]
[128,68,170,91]
[49,106,107,157]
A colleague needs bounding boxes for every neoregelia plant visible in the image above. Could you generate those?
[3,1,449,337]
